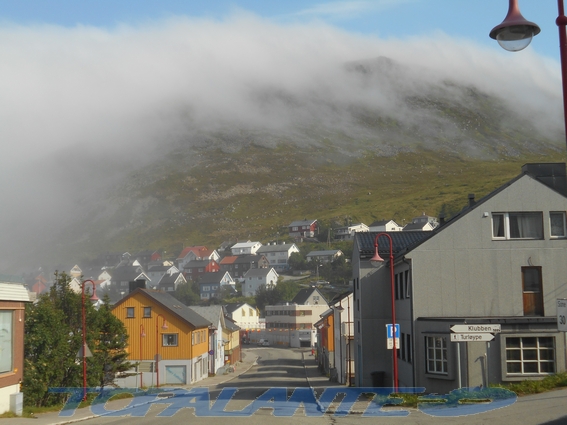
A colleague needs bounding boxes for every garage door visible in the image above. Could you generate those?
[165,366,186,385]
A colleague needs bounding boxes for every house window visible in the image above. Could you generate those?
[505,336,555,375]
[406,333,412,364]
[126,307,135,318]
[0,310,13,373]
[404,270,411,299]
[162,334,178,347]
[522,267,544,316]
[426,336,448,375]
[550,212,566,238]
[492,212,543,240]
[143,307,152,318]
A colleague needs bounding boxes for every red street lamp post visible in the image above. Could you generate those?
[490,0,567,150]
[369,233,398,392]
[81,279,99,401]
[155,314,168,388]
[140,324,146,389]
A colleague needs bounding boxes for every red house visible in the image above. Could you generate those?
[288,219,318,238]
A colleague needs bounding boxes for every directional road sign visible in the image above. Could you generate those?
[450,333,495,342]
[450,324,501,334]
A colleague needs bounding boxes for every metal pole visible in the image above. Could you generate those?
[82,282,87,401]
[457,343,462,389]
[558,0,567,149]
[388,239,399,392]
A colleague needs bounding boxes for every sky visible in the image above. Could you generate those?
[0,0,565,271]
[0,1,561,59]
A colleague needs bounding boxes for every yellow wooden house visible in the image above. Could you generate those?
[112,288,211,386]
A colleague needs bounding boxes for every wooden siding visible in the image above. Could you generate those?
[112,292,209,361]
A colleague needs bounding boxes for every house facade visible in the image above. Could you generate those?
[0,283,30,415]
[112,289,211,386]
[198,272,235,300]
[256,243,300,272]
[306,250,344,263]
[335,223,369,240]
[242,268,279,297]
[224,303,261,330]
[177,246,219,271]
[369,220,403,232]
[182,259,220,281]
[230,241,263,256]
[288,220,318,238]
[353,163,567,393]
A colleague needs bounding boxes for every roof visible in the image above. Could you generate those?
[224,302,254,315]
[243,268,277,278]
[114,289,211,328]
[0,274,25,284]
[292,287,327,305]
[233,254,266,264]
[0,283,31,302]
[289,219,317,227]
[183,259,215,268]
[257,243,297,253]
[355,231,431,259]
[189,305,223,326]
[329,290,353,305]
[176,246,208,260]
[198,271,231,284]
[111,265,147,281]
[306,250,342,257]
[220,256,238,265]
[231,241,261,249]
[159,272,184,285]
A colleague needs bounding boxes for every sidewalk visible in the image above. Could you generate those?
[9,350,259,425]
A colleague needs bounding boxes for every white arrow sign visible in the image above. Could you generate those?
[451,324,501,334]
[451,333,494,342]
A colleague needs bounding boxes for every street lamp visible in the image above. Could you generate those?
[489,0,540,52]
[81,279,99,401]
[140,324,146,389]
[490,1,567,150]
[155,314,168,388]
[369,233,398,391]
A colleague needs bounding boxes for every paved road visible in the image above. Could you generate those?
[18,346,567,425]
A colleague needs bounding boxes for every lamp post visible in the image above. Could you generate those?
[490,0,567,149]
[140,324,146,389]
[155,314,168,388]
[81,279,99,401]
[369,233,398,391]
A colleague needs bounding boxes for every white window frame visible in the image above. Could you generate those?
[549,211,567,238]
[502,335,555,379]
[492,212,543,240]
[0,311,13,374]
[162,333,178,347]
[425,336,448,375]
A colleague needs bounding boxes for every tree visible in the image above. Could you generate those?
[288,252,307,271]
[172,281,200,305]
[23,272,131,407]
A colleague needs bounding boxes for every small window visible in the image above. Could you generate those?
[522,267,544,316]
[162,334,178,347]
[426,336,448,375]
[550,212,566,238]
[143,307,152,318]
[126,307,135,318]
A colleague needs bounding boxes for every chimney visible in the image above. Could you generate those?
[468,194,475,207]
[522,163,567,196]
[129,279,146,293]
[439,213,446,226]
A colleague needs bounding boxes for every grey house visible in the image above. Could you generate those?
[353,163,567,393]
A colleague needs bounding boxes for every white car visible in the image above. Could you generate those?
[261,340,270,346]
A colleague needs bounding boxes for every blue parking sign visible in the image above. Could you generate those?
[386,324,400,339]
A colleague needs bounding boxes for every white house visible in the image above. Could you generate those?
[334,223,369,240]
[230,241,263,256]
[368,220,403,232]
[256,243,300,271]
[189,306,229,375]
[224,302,261,330]
[242,268,279,297]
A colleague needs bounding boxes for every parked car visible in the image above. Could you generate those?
[258,339,269,346]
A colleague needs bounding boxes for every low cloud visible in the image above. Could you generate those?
[0,12,562,271]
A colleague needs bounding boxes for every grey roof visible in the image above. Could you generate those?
[118,289,211,328]
[198,271,229,284]
[0,283,31,302]
[189,305,223,326]
[233,254,266,264]
[402,222,430,231]
[291,287,327,305]
[159,272,184,286]
[257,243,297,253]
[183,260,215,268]
[243,268,275,278]
[355,231,431,259]
[289,220,317,227]
[111,265,147,281]
[306,250,342,257]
